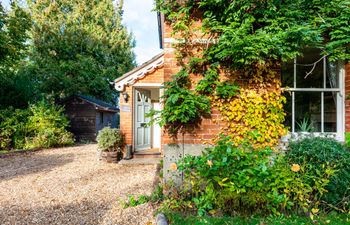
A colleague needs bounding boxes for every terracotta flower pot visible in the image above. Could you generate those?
[98,148,123,163]
[101,151,118,163]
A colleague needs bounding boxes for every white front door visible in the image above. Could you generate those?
[134,89,152,150]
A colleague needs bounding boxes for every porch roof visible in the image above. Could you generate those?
[114,52,164,92]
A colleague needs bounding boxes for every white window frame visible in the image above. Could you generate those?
[284,58,345,141]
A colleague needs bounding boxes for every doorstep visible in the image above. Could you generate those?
[119,158,161,165]
[133,148,162,159]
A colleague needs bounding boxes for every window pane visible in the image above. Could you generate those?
[281,60,294,87]
[324,92,337,132]
[296,49,323,88]
[283,92,292,131]
[295,92,321,132]
[326,60,339,88]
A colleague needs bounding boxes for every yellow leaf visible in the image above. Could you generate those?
[311,208,319,214]
[310,213,314,220]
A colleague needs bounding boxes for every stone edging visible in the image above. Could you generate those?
[156,213,168,225]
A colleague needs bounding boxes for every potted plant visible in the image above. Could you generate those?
[96,127,125,163]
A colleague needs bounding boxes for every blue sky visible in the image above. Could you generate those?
[123,0,162,64]
[1,0,162,65]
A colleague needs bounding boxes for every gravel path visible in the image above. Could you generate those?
[0,144,159,225]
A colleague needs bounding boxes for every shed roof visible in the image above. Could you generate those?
[114,52,164,91]
[63,94,119,112]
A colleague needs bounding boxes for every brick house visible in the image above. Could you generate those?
[114,53,164,158]
[114,12,350,173]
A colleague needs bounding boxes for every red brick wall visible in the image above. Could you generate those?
[161,109,226,145]
[163,23,180,83]
[162,22,226,146]
[119,85,133,146]
[345,63,350,132]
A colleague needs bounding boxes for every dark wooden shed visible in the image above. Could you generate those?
[61,95,119,142]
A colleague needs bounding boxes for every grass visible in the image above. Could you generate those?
[165,212,350,225]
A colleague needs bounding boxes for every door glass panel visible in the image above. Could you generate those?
[144,105,151,122]
[137,92,142,102]
[295,92,321,132]
[324,92,337,132]
[137,128,143,145]
[144,127,150,145]
[146,96,151,103]
[137,105,142,122]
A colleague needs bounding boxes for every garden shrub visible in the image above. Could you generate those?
[0,107,29,150]
[163,136,337,216]
[121,184,164,208]
[267,155,335,215]
[286,137,350,210]
[24,101,74,149]
[97,127,125,152]
[176,138,275,216]
[345,132,350,149]
[0,101,74,150]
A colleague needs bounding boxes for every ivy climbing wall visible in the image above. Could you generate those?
[156,0,350,183]
[161,21,287,149]
[161,22,227,146]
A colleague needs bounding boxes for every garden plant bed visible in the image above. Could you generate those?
[0,144,159,225]
[166,212,350,225]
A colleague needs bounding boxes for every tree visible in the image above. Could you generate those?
[28,0,136,103]
[0,1,31,70]
[0,1,33,109]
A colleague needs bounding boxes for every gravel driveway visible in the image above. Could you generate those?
[0,144,159,225]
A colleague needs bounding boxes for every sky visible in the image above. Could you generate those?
[123,0,162,64]
[1,0,162,65]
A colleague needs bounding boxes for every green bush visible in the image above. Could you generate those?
[345,132,350,149]
[176,139,275,216]
[267,155,335,214]
[0,101,74,150]
[286,137,350,209]
[0,107,29,150]
[121,184,164,208]
[122,194,150,208]
[163,137,337,216]
[97,127,125,152]
[24,101,74,149]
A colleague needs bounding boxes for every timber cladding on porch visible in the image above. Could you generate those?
[137,67,164,83]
